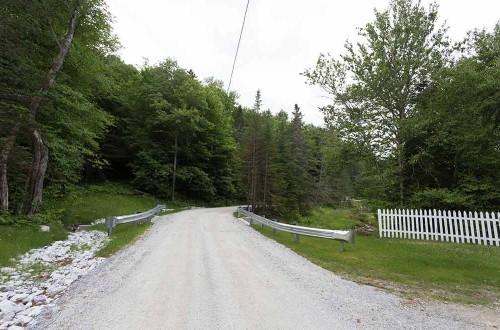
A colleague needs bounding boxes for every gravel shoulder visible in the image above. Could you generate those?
[32,207,492,329]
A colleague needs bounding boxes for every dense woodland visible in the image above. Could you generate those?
[0,0,499,224]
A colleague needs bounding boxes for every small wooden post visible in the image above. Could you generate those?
[105,216,114,236]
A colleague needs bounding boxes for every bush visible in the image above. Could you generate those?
[0,209,64,228]
[409,189,472,210]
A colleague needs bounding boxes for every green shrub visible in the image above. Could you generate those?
[409,189,472,210]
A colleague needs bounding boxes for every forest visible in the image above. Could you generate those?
[0,0,499,226]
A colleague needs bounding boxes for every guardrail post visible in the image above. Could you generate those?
[340,241,345,252]
[105,216,115,236]
[272,228,277,236]
[249,217,253,225]
[294,234,300,242]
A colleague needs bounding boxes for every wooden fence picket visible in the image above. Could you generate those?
[493,213,500,246]
[378,208,499,246]
[458,211,464,243]
[479,212,487,245]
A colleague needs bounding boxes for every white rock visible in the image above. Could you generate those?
[0,300,16,313]
[47,286,65,296]
[1,311,14,322]
[51,273,64,281]
[10,294,28,302]
[32,295,47,304]
[14,303,26,314]
[14,314,32,325]
[39,225,50,232]
[0,268,15,274]
[9,325,26,330]
[27,306,43,317]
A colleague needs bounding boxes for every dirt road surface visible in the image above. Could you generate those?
[33,207,485,329]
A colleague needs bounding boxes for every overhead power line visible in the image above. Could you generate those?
[227,0,250,94]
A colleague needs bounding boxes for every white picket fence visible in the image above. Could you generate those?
[378,209,500,246]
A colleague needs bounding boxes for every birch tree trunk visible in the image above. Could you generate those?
[21,0,82,215]
[22,128,49,215]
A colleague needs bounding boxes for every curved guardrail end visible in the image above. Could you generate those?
[348,229,355,244]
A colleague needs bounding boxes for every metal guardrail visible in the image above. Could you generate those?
[105,204,166,236]
[237,207,354,251]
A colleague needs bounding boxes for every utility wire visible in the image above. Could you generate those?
[227,0,250,94]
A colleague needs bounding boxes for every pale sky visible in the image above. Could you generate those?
[106,0,500,125]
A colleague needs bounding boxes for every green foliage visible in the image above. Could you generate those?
[304,0,449,204]
[124,60,239,202]
[44,182,165,226]
[406,23,500,210]
[299,207,375,229]
[409,189,472,210]
[0,209,65,228]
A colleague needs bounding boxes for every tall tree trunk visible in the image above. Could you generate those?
[316,154,325,204]
[20,0,82,215]
[250,135,257,212]
[262,152,268,213]
[171,132,178,201]
[0,126,20,212]
[397,139,405,206]
[22,128,49,215]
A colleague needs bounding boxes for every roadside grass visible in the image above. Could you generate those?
[1,182,178,268]
[251,208,500,305]
[45,182,168,226]
[299,207,375,229]
[91,222,153,257]
[0,226,67,267]
[91,207,182,258]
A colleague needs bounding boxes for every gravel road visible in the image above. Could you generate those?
[33,207,483,329]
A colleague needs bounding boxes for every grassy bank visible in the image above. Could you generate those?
[0,182,171,268]
[91,222,153,257]
[45,183,168,226]
[0,226,68,267]
[249,208,500,305]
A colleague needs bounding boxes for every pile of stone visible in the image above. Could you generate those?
[355,224,376,236]
[0,230,107,329]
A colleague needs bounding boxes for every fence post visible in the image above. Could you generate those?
[105,216,115,236]
[378,209,382,238]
